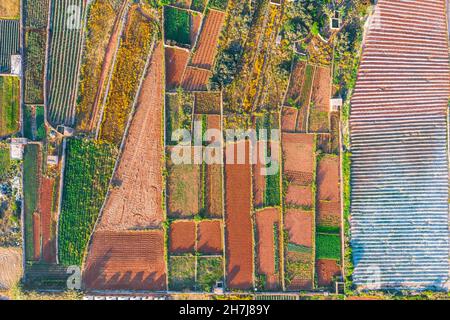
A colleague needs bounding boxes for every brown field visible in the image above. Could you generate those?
[190,12,203,45]
[182,67,211,91]
[281,107,297,132]
[282,133,315,185]
[253,141,266,208]
[206,163,223,218]
[285,184,312,208]
[197,220,223,255]
[97,43,164,231]
[33,213,41,261]
[194,91,221,114]
[169,221,196,254]
[317,259,341,288]
[255,208,280,290]
[83,230,167,291]
[165,47,189,90]
[309,66,331,132]
[317,155,339,202]
[317,202,341,227]
[286,251,313,291]
[0,0,19,18]
[190,9,225,70]
[0,247,22,290]
[284,209,313,248]
[285,61,305,104]
[224,141,253,290]
[40,177,56,263]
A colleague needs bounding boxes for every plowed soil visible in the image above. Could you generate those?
[317,259,341,288]
[182,66,211,91]
[317,155,340,202]
[282,133,315,185]
[40,177,56,263]
[253,141,266,208]
[33,213,41,261]
[165,46,189,90]
[0,247,22,290]
[83,230,167,291]
[285,184,313,208]
[169,221,196,254]
[281,107,297,132]
[197,220,223,255]
[284,209,313,248]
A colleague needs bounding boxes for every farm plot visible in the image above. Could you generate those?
[23,105,46,141]
[285,60,306,106]
[169,0,192,9]
[208,0,228,11]
[0,0,19,18]
[0,19,19,73]
[23,144,41,262]
[282,133,315,186]
[99,5,157,145]
[281,107,297,133]
[58,139,117,266]
[164,5,191,47]
[205,162,223,218]
[169,221,196,254]
[83,230,167,291]
[165,47,190,90]
[197,220,222,255]
[24,0,49,28]
[191,0,207,12]
[40,177,56,263]
[296,64,315,132]
[190,12,202,45]
[194,91,221,114]
[255,208,281,291]
[165,91,193,145]
[96,43,164,231]
[284,209,314,290]
[0,76,20,137]
[169,255,196,291]
[308,66,331,133]
[24,30,46,104]
[75,0,120,132]
[33,213,41,260]
[0,248,22,290]
[46,0,86,126]
[182,66,211,91]
[190,9,225,70]
[224,140,253,290]
[197,256,224,292]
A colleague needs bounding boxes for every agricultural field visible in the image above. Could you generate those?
[165,91,193,145]
[23,105,46,141]
[165,47,189,90]
[24,30,46,104]
[0,76,20,137]
[75,0,121,132]
[58,139,117,266]
[23,0,49,29]
[0,20,19,72]
[0,0,19,19]
[46,0,86,126]
[99,5,158,145]
[164,6,191,47]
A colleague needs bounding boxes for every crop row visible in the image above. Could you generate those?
[24,30,46,104]
[24,0,49,29]
[0,19,20,73]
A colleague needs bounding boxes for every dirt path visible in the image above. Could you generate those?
[0,247,22,290]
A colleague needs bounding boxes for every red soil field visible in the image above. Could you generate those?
[317,201,341,227]
[190,13,203,45]
[206,163,223,218]
[182,66,211,91]
[197,220,223,255]
[224,141,253,290]
[40,177,56,263]
[169,221,196,254]
[317,259,341,288]
[190,9,225,70]
[255,208,280,290]
[97,42,164,231]
[317,155,340,202]
[253,141,266,208]
[33,213,41,261]
[310,66,331,112]
[282,133,315,185]
[284,209,313,248]
[206,114,221,132]
[285,184,313,208]
[83,230,167,291]
[281,107,297,132]
[285,61,305,103]
[165,46,189,90]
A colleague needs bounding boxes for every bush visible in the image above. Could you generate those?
[164,6,191,46]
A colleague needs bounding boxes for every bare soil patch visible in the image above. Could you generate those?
[317,258,341,288]
[165,46,189,90]
[284,209,313,248]
[197,220,222,255]
[0,247,22,290]
[169,221,196,254]
[40,177,56,263]
[182,66,211,91]
[282,133,315,185]
[281,107,297,132]
[285,184,313,208]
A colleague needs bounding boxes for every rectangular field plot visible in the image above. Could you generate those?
[197,256,224,292]
[24,30,46,104]
[194,91,221,114]
[197,220,223,255]
[169,221,196,254]
[169,255,196,291]
[165,92,194,145]
[308,67,331,133]
[182,66,211,91]
[23,105,46,141]
[24,0,49,28]
[83,230,167,291]
[0,0,19,19]
[208,0,228,11]
[165,47,189,90]
[255,208,281,291]
[282,133,315,185]
[0,76,19,137]
[191,0,207,12]
[0,19,19,73]
[164,6,191,46]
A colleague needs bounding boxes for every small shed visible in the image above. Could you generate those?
[330,97,343,112]
[10,138,28,160]
[47,155,59,166]
[10,55,21,76]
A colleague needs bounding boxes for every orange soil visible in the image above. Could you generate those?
[255,208,280,290]
[33,213,41,261]
[169,221,196,254]
[282,133,315,185]
[190,10,225,70]
[284,209,313,247]
[317,259,341,288]
[182,66,211,91]
[311,66,331,112]
[197,220,223,255]
[281,107,297,132]
[285,61,305,103]
[224,141,253,290]
[97,42,164,231]
[40,177,56,263]
[285,184,313,208]
[317,156,340,202]
[165,47,189,90]
[190,13,203,45]
[206,163,223,218]
[317,201,341,227]
[83,230,167,291]
[253,141,266,208]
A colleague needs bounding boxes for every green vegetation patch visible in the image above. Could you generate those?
[165,92,193,145]
[58,139,117,266]
[24,30,46,104]
[24,0,49,29]
[169,255,196,291]
[164,6,191,46]
[208,0,228,11]
[299,64,314,108]
[0,76,20,137]
[191,0,207,12]
[197,257,224,292]
[316,233,341,261]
